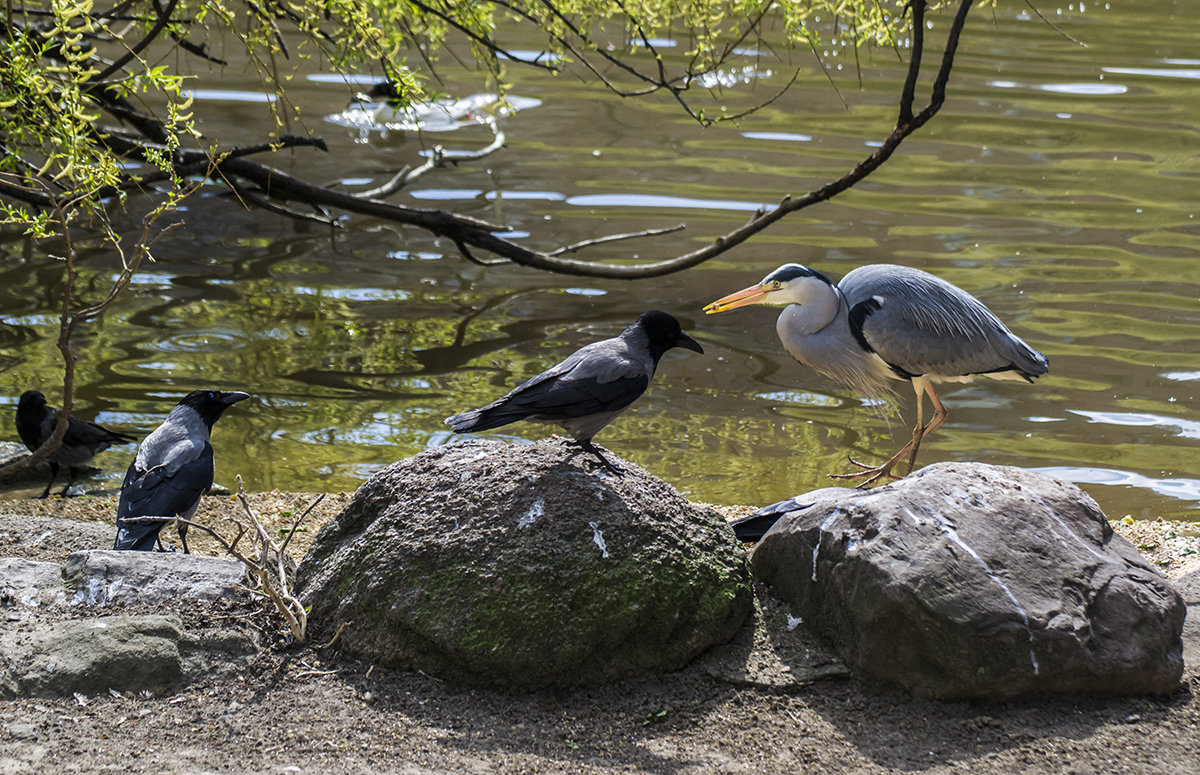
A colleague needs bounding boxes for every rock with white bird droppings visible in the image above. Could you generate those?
[750,463,1185,700]
[62,550,249,606]
[295,438,752,689]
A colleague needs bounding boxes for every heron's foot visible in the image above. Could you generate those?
[837,456,882,472]
[828,458,903,488]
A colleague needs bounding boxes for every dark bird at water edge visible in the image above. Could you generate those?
[16,390,136,499]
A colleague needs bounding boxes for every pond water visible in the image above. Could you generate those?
[3,1,1200,521]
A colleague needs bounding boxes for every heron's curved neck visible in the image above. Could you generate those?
[776,282,843,337]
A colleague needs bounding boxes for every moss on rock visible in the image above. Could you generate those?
[296,438,752,689]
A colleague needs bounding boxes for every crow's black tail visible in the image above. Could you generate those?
[444,405,527,434]
[730,511,786,543]
[113,518,165,551]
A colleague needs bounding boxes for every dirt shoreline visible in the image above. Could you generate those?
[1,493,1198,774]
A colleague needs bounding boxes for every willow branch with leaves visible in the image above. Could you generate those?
[1,0,974,282]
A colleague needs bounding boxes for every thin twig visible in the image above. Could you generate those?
[355,119,504,200]
[278,493,324,555]
[315,621,351,651]
[548,224,687,256]
[1023,0,1087,47]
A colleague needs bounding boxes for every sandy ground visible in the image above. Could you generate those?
[1,492,1198,774]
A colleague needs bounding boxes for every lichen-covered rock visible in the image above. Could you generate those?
[1,615,185,698]
[296,438,752,689]
[62,550,249,606]
[0,614,260,699]
[750,463,1185,699]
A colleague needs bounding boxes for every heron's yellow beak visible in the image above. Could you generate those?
[703,284,770,314]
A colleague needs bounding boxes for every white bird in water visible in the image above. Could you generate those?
[704,263,1048,486]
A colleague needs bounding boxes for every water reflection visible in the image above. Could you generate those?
[2,1,1200,522]
[1037,467,1200,512]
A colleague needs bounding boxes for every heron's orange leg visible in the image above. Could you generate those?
[831,378,949,488]
[904,381,948,474]
[830,442,914,486]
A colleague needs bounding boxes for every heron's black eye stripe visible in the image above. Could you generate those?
[762,264,836,286]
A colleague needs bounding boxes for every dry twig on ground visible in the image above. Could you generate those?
[121,479,324,641]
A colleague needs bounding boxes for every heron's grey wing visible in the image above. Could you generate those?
[840,265,1047,379]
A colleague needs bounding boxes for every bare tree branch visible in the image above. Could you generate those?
[352,118,505,199]
[6,0,977,282]
[91,0,180,83]
[122,479,316,641]
[548,224,687,256]
[405,0,562,72]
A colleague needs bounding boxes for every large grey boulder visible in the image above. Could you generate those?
[751,463,1185,699]
[296,438,752,689]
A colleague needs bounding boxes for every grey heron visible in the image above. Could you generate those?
[445,310,703,472]
[114,389,250,552]
[16,390,136,498]
[704,264,1048,485]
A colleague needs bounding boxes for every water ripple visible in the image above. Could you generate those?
[1036,466,1200,504]
[1069,409,1200,440]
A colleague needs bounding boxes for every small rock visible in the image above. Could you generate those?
[63,550,249,606]
[5,722,37,740]
[0,557,68,607]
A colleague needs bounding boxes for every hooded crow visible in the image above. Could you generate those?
[445,310,703,471]
[113,389,250,552]
[16,390,136,499]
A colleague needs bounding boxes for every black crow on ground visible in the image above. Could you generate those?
[16,390,136,498]
[445,310,703,472]
[113,389,250,552]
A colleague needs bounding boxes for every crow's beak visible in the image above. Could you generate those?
[703,284,770,314]
[221,391,251,406]
[676,332,704,354]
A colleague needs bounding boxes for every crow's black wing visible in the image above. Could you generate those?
[446,338,652,430]
[114,436,214,550]
[507,369,648,419]
[63,415,136,450]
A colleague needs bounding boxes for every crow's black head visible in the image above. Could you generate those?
[634,310,704,360]
[176,389,251,429]
[18,390,47,412]
[16,390,51,451]
[366,81,402,101]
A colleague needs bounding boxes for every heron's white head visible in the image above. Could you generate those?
[703,264,836,314]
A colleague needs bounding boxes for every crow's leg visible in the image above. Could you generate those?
[57,466,80,497]
[579,441,624,475]
[36,462,59,499]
